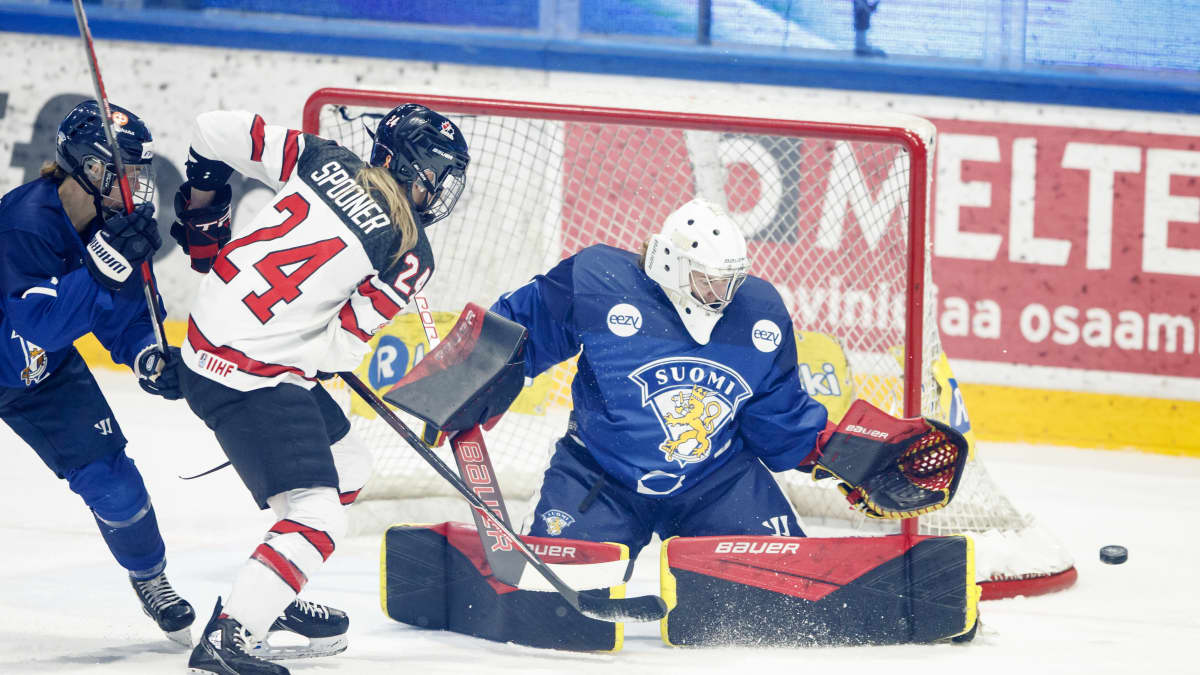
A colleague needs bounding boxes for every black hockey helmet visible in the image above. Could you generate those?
[368,103,469,226]
[56,99,155,214]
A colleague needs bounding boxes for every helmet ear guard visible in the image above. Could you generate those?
[644,199,750,345]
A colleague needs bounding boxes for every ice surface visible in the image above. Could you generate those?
[1,371,1196,673]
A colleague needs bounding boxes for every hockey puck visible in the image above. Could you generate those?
[1099,545,1128,565]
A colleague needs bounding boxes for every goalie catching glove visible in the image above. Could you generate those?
[810,399,968,519]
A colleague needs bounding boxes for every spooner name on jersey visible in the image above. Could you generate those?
[307,161,392,234]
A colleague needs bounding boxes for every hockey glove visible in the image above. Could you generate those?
[170,182,232,273]
[85,203,161,296]
[812,399,968,519]
[135,344,183,401]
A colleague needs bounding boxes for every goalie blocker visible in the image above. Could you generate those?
[382,303,526,434]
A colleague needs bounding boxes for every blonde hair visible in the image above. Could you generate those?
[40,160,67,185]
[355,166,418,258]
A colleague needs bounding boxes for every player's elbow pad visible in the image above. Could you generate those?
[184,147,234,191]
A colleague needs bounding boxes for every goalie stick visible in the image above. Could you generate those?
[70,0,169,353]
[408,299,606,590]
[340,372,668,623]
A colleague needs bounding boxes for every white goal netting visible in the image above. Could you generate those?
[305,89,1074,598]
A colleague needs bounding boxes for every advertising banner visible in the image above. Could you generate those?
[2,32,1198,412]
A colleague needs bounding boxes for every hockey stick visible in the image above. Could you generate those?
[408,300,620,589]
[70,0,169,353]
[408,296,517,576]
[340,372,667,623]
[408,296,517,568]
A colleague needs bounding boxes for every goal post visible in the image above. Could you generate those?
[302,87,1075,600]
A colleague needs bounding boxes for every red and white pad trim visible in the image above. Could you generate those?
[251,543,308,594]
[269,519,336,562]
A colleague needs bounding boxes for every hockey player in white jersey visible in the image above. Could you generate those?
[168,104,468,674]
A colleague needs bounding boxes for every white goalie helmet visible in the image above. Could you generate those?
[643,199,750,345]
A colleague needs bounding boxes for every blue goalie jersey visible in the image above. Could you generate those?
[0,178,157,389]
[491,244,828,498]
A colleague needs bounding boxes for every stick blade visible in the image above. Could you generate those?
[576,592,668,623]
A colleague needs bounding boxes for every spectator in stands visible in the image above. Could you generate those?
[854,0,886,57]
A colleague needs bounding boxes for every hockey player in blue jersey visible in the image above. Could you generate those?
[491,198,830,556]
[0,100,195,645]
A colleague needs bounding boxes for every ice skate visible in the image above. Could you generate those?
[253,598,349,660]
[129,570,195,647]
[188,599,289,675]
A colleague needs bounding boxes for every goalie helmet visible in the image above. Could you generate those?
[369,103,470,226]
[643,199,749,345]
[55,100,156,216]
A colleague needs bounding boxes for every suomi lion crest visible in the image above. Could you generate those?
[540,509,575,536]
[629,357,752,466]
[660,385,722,462]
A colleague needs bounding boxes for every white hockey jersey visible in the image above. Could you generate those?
[181,111,433,391]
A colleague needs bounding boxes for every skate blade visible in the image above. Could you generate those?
[165,626,193,648]
[253,634,347,660]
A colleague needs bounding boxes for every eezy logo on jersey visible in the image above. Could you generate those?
[629,357,752,466]
[606,303,642,337]
[751,319,782,353]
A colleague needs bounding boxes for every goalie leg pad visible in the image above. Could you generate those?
[661,534,980,646]
[382,522,627,651]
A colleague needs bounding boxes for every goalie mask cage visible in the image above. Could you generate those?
[303,88,1076,600]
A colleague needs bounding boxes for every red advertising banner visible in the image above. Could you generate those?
[929,118,1200,379]
[555,117,1200,382]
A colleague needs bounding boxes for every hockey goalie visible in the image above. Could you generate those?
[381,199,976,649]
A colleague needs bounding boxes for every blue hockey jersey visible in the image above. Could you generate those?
[0,178,158,388]
[491,244,828,498]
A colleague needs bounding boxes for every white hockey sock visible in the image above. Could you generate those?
[331,432,372,505]
[224,487,344,638]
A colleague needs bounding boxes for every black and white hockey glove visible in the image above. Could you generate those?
[170,182,232,274]
[811,399,969,519]
[85,203,161,296]
[135,344,183,401]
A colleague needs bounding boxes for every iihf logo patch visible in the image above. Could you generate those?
[198,351,237,378]
[439,120,455,139]
[540,509,575,536]
[629,358,752,466]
